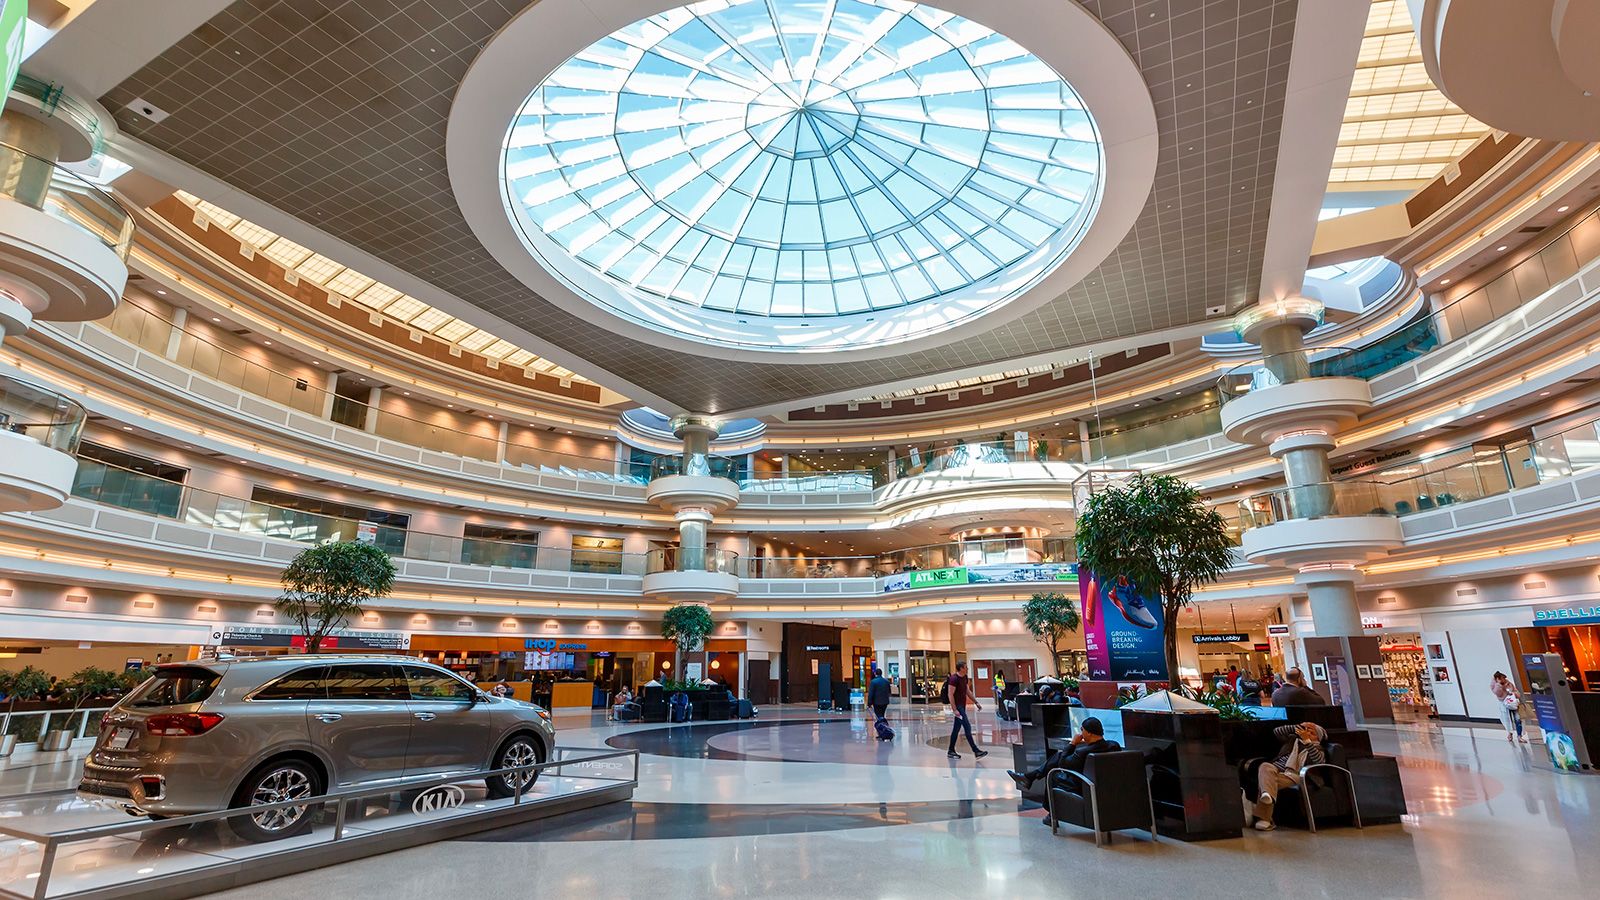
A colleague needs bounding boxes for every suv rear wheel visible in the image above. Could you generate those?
[486,734,543,798]
[228,759,323,842]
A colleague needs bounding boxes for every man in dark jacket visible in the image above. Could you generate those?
[867,666,892,720]
[1270,667,1326,707]
[1251,722,1327,831]
[1005,716,1121,790]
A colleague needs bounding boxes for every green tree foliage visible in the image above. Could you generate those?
[1074,473,1235,685]
[1022,592,1081,675]
[277,541,397,653]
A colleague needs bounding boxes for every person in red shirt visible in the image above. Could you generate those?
[945,662,988,760]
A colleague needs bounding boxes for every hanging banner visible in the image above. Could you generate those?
[0,1,25,101]
[1080,571,1167,682]
[881,562,1077,593]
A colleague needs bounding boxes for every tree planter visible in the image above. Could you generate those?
[38,729,74,751]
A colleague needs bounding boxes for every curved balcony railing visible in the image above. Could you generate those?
[0,141,134,259]
[648,453,739,481]
[645,546,741,575]
[1216,346,1367,404]
[0,374,86,454]
[67,458,646,574]
[1360,402,1600,515]
[1236,481,1391,530]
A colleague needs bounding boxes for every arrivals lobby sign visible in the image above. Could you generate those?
[881,562,1077,593]
[1080,571,1168,682]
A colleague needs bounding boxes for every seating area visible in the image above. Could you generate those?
[1010,701,1404,846]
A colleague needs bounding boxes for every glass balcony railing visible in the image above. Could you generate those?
[1217,346,1369,404]
[1236,481,1390,530]
[0,141,134,260]
[648,453,739,481]
[65,458,648,573]
[0,375,86,454]
[1361,405,1600,515]
[645,546,741,575]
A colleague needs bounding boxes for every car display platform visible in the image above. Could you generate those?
[0,745,637,900]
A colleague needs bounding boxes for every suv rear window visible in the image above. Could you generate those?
[123,666,221,708]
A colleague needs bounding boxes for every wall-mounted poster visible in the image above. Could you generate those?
[1355,664,1373,679]
[1311,662,1328,682]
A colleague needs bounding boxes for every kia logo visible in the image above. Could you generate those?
[412,784,466,815]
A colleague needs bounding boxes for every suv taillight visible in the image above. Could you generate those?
[146,713,225,736]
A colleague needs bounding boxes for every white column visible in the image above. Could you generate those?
[364,387,383,433]
[737,650,747,700]
[163,308,188,359]
[319,371,338,420]
[496,420,510,464]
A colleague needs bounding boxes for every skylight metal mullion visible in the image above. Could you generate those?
[696,15,796,103]
[842,119,1050,250]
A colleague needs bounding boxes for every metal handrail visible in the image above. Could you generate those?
[1216,346,1364,403]
[1236,480,1392,530]
[1296,761,1362,833]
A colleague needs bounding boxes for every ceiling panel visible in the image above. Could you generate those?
[102,0,1300,414]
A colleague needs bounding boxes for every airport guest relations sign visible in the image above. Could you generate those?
[882,562,1078,593]
[1532,602,1600,627]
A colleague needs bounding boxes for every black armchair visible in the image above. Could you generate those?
[1240,742,1363,832]
[1047,750,1158,847]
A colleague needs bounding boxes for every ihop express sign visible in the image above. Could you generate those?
[525,639,589,651]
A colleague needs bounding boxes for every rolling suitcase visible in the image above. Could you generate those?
[874,715,895,741]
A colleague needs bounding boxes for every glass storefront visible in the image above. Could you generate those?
[907,650,951,704]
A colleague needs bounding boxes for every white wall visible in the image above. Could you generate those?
[1420,607,1517,720]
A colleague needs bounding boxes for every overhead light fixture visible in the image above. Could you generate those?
[155,290,167,296]
[1496,245,1508,252]
[211,317,221,322]
[263,340,272,346]
[1440,279,1450,285]
[1558,206,1570,212]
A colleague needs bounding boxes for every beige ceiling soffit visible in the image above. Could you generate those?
[728,319,1221,422]
[1257,0,1370,302]
[1309,204,1413,267]
[107,134,677,413]
[22,0,234,97]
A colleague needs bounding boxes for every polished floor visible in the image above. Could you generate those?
[4,706,1596,899]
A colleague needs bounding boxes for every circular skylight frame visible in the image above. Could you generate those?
[450,0,1158,364]
[498,0,1104,353]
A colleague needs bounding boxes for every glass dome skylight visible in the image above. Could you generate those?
[500,0,1102,346]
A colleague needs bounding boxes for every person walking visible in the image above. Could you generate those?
[945,661,988,760]
[1491,671,1528,743]
[868,666,892,720]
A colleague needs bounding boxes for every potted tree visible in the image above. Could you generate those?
[1022,591,1081,676]
[0,666,50,757]
[40,667,127,751]
[277,540,397,652]
[660,603,714,678]
[1074,472,1235,687]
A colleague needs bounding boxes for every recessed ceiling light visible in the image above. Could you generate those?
[1558,206,1570,212]
[211,317,221,322]
[263,340,272,345]
[155,290,166,295]
[122,426,132,431]
[1496,245,1508,252]
[1440,279,1450,285]
[1540,391,1550,396]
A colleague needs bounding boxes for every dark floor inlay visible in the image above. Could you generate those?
[458,798,1032,843]
[604,717,853,761]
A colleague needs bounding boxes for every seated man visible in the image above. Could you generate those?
[1250,722,1327,831]
[1270,667,1326,707]
[1006,716,1122,793]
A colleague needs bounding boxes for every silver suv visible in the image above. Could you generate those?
[78,655,555,840]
